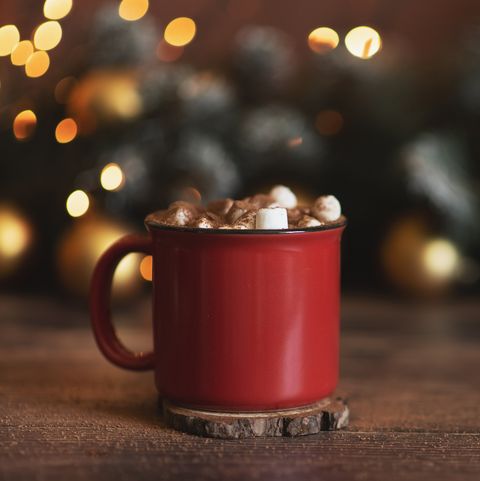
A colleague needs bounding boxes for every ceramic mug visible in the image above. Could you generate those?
[90,214,346,411]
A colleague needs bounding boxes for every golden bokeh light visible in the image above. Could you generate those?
[156,39,184,62]
[423,239,459,280]
[25,50,50,77]
[164,17,196,47]
[139,255,153,281]
[118,0,149,22]
[0,25,20,56]
[55,118,78,143]
[57,215,142,298]
[315,110,344,136]
[43,0,73,20]
[66,190,90,217]
[34,21,62,51]
[308,27,339,54]
[10,40,34,66]
[345,26,382,59]
[0,208,31,260]
[13,110,37,140]
[100,163,125,191]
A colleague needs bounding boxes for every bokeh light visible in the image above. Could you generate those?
[164,17,196,47]
[0,25,20,56]
[423,239,459,280]
[33,21,62,51]
[315,110,344,136]
[139,255,153,281]
[66,190,90,217]
[308,27,339,54]
[0,208,31,259]
[43,0,73,20]
[55,118,78,143]
[10,40,34,66]
[25,50,50,77]
[345,26,382,59]
[13,110,37,140]
[100,163,125,191]
[57,215,142,298]
[118,0,149,22]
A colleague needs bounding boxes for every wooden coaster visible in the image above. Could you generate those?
[162,397,349,439]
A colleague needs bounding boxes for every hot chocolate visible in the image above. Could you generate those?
[146,185,343,230]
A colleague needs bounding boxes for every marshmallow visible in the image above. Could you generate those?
[269,185,297,209]
[234,210,257,229]
[312,195,341,222]
[247,194,276,208]
[166,205,196,226]
[287,208,302,223]
[255,207,288,230]
[191,212,222,229]
[207,198,234,217]
[297,215,322,228]
[226,200,250,223]
[192,215,215,229]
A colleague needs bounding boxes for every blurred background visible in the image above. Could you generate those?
[1,0,480,302]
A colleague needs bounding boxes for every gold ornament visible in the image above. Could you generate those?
[56,213,143,298]
[0,205,32,279]
[381,215,461,297]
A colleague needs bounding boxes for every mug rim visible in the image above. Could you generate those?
[145,214,347,235]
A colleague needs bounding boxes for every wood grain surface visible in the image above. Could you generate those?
[1,295,480,480]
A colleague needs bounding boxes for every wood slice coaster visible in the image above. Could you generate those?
[162,397,349,439]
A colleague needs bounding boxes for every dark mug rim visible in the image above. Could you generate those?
[145,213,347,235]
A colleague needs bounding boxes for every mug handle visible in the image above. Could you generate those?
[90,234,155,371]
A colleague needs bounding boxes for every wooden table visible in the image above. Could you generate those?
[1,295,480,480]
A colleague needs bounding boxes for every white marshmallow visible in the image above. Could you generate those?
[297,215,322,228]
[269,185,297,209]
[167,206,195,226]
[255,207,288,230]
[312,195,341,222]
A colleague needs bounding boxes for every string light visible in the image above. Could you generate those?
[118,0,149,22]
[139,255,153,281]
[345,26,382,59]
[55,118,77,143]
[308,27,339,54]
[66,190,90,217]
[100,163,125,191]
[164,17,196,47]
[33,21,62,51]
[423,239,459,280]
[13,110,37,140]
[43,0,73,20]
[0,25,20,56]
[10,40,34,66]
[25,50,50,77]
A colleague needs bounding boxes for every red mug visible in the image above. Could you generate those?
[90,216,346,411]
